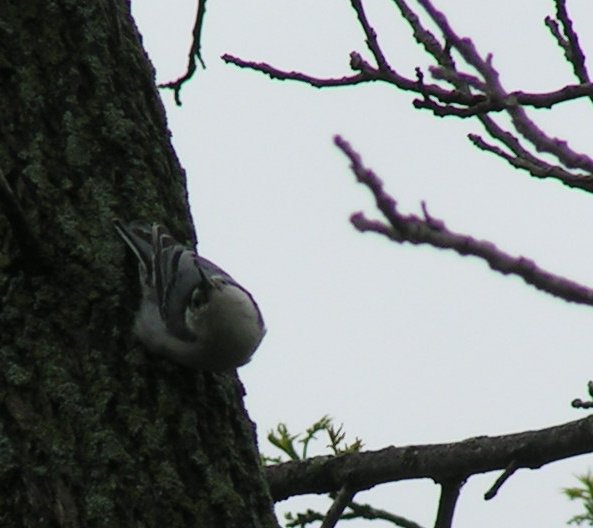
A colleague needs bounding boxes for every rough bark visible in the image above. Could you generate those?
[0,2,277,527]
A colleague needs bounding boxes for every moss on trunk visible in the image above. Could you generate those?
[0,2,277,527]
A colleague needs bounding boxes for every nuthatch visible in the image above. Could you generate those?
[114,220,266,371]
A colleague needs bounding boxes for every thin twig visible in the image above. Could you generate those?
[429,66,486,91]
[392,0,454,70]
[467,132,593,192]
[159,0,208,105]
[320,485,356,528]
[224,52,488,106]
[416,0,593,173]
[514,83,593,108]
[413,97,498,117]
[334,135,593,306]
[348,501,426,528]
[571,381,593,409]
[547,0,590,86]
[484,460,519,500]
[223,51,593,112]
[392,0,593,182]
[350,0,391,72]
[395,0,593,111]
[285,502,425,528]
[414,83,593,117]
[222,54,371,88]
[222,0,593,122]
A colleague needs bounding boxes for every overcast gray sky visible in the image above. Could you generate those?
[132,2,593,526]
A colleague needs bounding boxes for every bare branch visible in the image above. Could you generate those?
[467,131,593,193]
[224,49,593,114]
[350,0,392,72]
[514,83,593,108]
[320,485,356,528]
[223,52,492,109]
[159,0,208,105]
[223,0,593,125]
[334,135,593,306]
[266,414,593,501]
[285,501,425,528]
[414,83,593,117]
[346,501,425,528]
[413,97,496,117]
[484,460,519,500]
[434,479,464,528]
[394,0,593,112]
[505,106,593,172]
[429,66,486,91]
[222,54,371,88]
[415,0,593,173]
[571,381,593,410]
[546,0,590,87]
[478,112,593,186]
[392,0,455,70]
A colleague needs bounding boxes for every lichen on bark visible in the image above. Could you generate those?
[0,2,277,527]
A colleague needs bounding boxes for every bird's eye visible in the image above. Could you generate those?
[190,287,209,309]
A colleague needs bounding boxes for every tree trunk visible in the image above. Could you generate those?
[0,2,277,527]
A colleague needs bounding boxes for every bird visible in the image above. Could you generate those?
[113,220,266,371]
